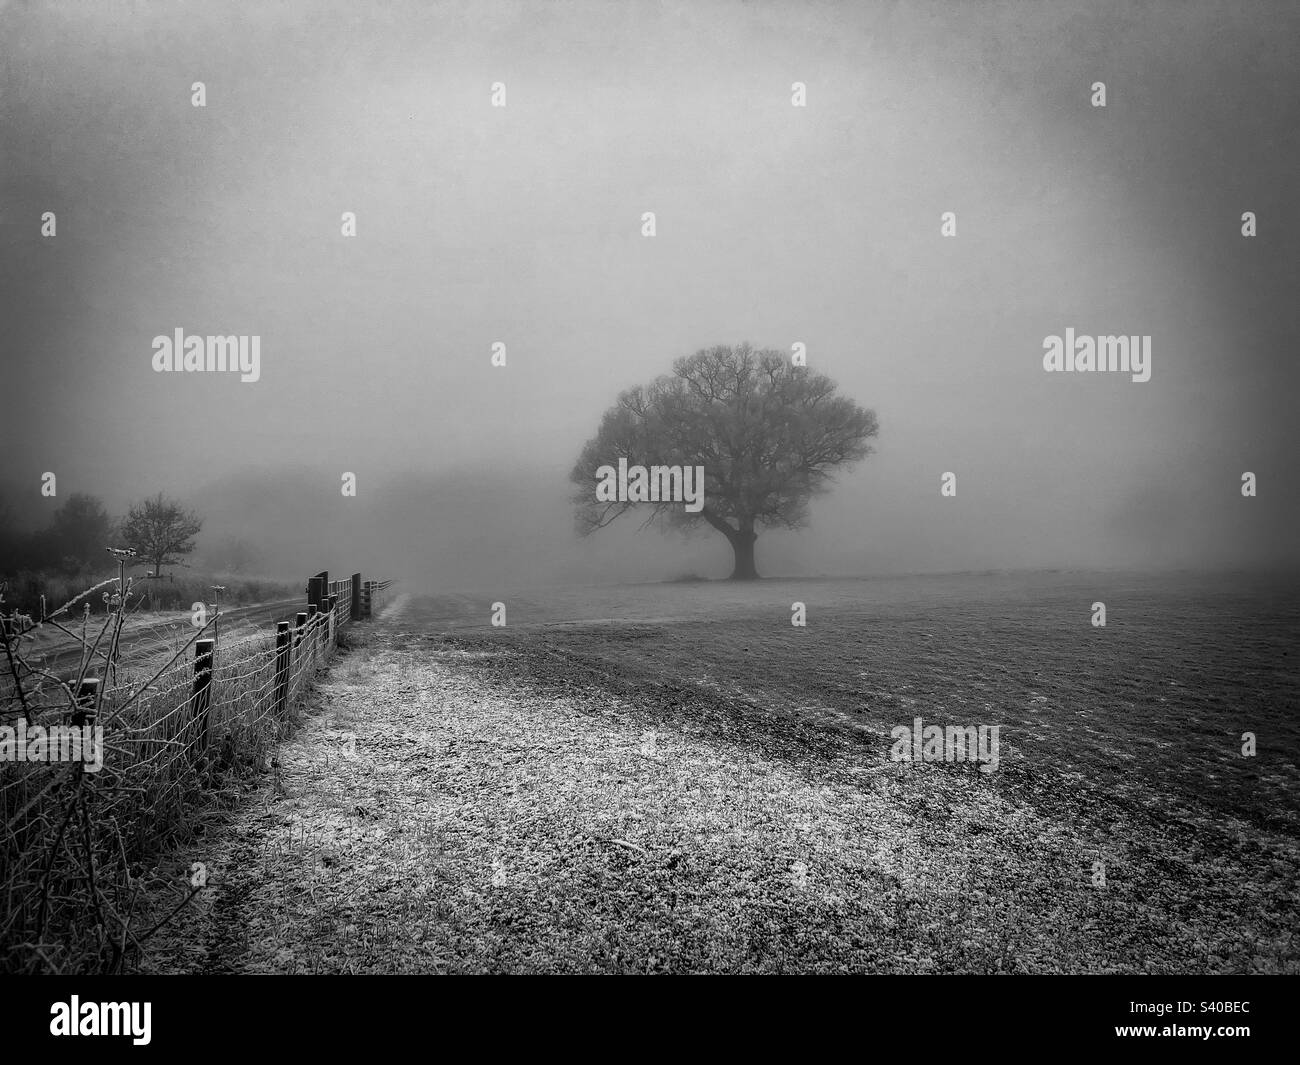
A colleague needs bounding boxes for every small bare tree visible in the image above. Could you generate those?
[120,493,203,577]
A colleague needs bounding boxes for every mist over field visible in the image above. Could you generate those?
[4,455,1295,596]
[2,0,1298,594]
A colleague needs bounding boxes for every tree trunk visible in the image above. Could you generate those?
[729,528,759,580]
[701,508,761,580]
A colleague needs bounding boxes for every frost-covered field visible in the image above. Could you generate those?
[145,571,1299,973]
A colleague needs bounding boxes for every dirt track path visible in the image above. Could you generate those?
[17,597,304,680]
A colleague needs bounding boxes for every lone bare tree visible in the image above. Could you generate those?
[120,493,203,577]
[571,344,879,579]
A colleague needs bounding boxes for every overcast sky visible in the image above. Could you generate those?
[2,0,1296,588]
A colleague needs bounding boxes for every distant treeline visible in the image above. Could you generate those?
[0,491,291,616]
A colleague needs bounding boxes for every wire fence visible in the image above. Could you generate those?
[0,569,394,973]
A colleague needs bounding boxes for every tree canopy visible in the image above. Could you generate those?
[48,493,112,572]
[571,343,878,579]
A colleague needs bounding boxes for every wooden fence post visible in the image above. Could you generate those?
[193,638,214,753]
[274,621,291,716]
[362,581,372,619]
[322,595,335,652]
[294,610,307,649]
[351,572,362,621]
[307,570,329,611]
[306,605,319,665]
